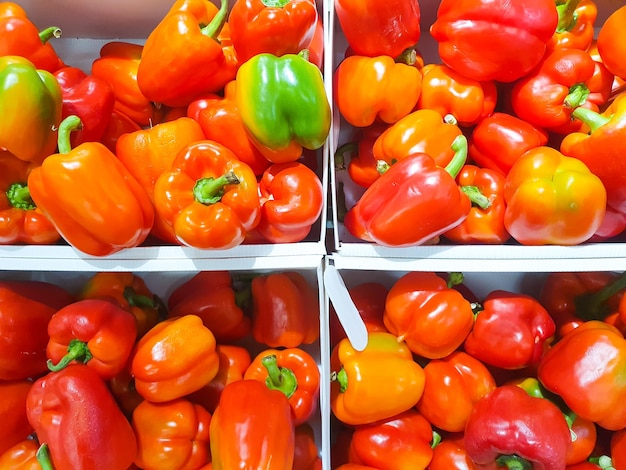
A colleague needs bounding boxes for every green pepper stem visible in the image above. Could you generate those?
[395,48,418,66]
[262,0,291,7]
[47,339,92,371]
[6,183,36,210]
[200,0,227,39]
[36,443,55,470]
[495,454,533,470]
[57,115,82,154]
[446,272,464,288]
[565,83,590,109]
[299,49,311,62]
[571,107,611,133]
[460,185,491,210]
[331,367,349,393]
[444,135,468,179]
[334,142,358,171]
[430,431,442,449]
[124,286,156,309]
[590,455,616,470]
[193,171,240,205]
[261,355,298,399]
[556,0,582,32]
[39,26,62,43]
[575,271,626,320]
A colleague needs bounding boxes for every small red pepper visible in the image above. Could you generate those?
[0,380,33,455]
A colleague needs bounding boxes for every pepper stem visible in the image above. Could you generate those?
[334,142,358,171]
[446,272,464,288]
[495,454,533,470]
[6,183,36,210]
[261,355,298,399]
[571,107,611,133]
[575,271,626,320]
[200,0,227,39]
[193,171,240,205]
[460,185,491,210]
[47,339,92,371]
[444,135,468,179]
[556,0,582,32]
[36,443,55,470]
[395,48,418,66]
[331,367,349,393]
[57,115,82,154]
[589,455,616,470]
[565,83,590,109]
[124,286,157,309]
[39,26,62,43]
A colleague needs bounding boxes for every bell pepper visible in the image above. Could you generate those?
[293,423,321,470]
[53,66,116,147]
[416,351,496,433]
[330,331,426,426]
[0,279,75,381]
[597,5,626,80]
[344,135,473,247]
[503,146,606,245]
[611,429,626,470]
[137,0,237,108]
[510,48,612,133]
[430,0,558,82]
[250,271,320,348]
[210,379,295,470]
[255,161,324,243]
[0,439,41,470]
[154,140,261,249]
[468,112,549,176]
[26,363,137,470]
[333,54,422,128]
[0,152,60,245]
[383,271,475,359]
[0,56,62,164]
[79,272,167,341]
[334,123,389,188]
[187,344,251,413]
[417,63,497,127]
[27,115,155,256]
[235,51,331,163]
[336,466,378,470]
[334,0,420,58]
[99,109,142,154]
[0,380,33,455]
[560,93,626,216]
[91,41,164,127]
[538,320,626,431]
[0,2,62,73]
[131,314,219,403]
[187,81,271,176]
[115,116,206,244]
[244,347,320,426]
[167,270,251,343]
[442,164,510,244]
[464,384,571,470]
[108,365,143,419]
[132,397,211,470]
[590,206,626,242]
[464,290,556,370]
[228,0,318,64]
[46,298,138,380]
[549,0,597,52]
[429,435,477,470]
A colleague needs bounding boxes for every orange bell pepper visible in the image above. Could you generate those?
[429,435,477,470]
[130,314,219,403]
[383,271,475,359]
[334,123,389,188]
[549,0,597,52]
[153,140,261,249]
[250,271,320,348]
[132,397,211,470]
[115,117,206,244]
[244,347,320,426]
[0,439,41,470]
[330,331,426,426]
[597,5,626,80]
[333,54,422,128]
[0,380,33,455]
[27,115,155,256]
[91,41,164,127]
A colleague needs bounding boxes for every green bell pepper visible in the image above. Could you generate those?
[0,56,62,164]
[235,50,331,155]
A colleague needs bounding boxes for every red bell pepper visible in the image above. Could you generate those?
[228,0,318,64]
[0,380,33,455]
[334,0,420,58]
[429,435,477,470]
[611,428,626,470]
[549,0,598,52]
[0,279,75,381]
[99,109,141,154]
[430,0,558,82]
[596,5,626,80]
[464,384,571,470]
[53,66,115,147]
[334,123,389,188]
[293,423,322,470]
[244,347,320,426]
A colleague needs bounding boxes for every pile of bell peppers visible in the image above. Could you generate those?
[0,269,323,469]
[335,0,626,247]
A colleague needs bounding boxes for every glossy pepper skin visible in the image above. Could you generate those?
[235,51,331,162]
[330,331,426,426]
[131,314,219,403]
[0,56,62,164]
[0,380,33,455]
[549,0,597,52]
[597,5,626,80]
[210,379,295,470]
[167,270,251,343]
[334,0,420,58]
[0,280,75,381]
[132,397,211,470]
[27,364,137,470]
[429,436,477,470]
[430,0,558,83]
[137,0,237,107]
[335,123,389,188]
[46,298,138,380]
[154,140,261,249]
[244,348,321,426]
[503,146,606,245]
[0,439,41,470]
[251,271,320,348]
[229,0,318,64]
[334,54,422,128]
[538,320,626,431]
[465,385,571,470]
[293,423,322,470]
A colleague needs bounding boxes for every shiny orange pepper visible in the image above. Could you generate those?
[429,435,477,470]
[132,397,211,470]
[596,5,626,80]
[131,314,219,403]
[334,123,389,188]
[0,440,41,470]
[0,380,33,455]
[549,0,597,52]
